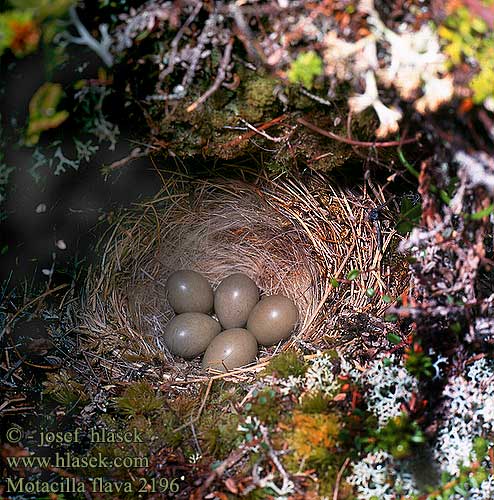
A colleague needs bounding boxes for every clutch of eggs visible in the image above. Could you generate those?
[165,270,298,369]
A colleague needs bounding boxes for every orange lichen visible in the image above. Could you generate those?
[289,411,341,459]
[8,17,40,57]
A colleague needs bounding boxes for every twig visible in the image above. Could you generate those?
[187,38,234,112]
[0,359,23,388]
[299,88,333,107]
[200,447,248,491]
[160,2,203,80]
[181,13,218,90]
[239,118,289,143]
[333,457,350,500]
[219,114,288,149]
[172,377,213,432]
[297,117,419,147]
[1,283,68,339]
[104,147,150,172]
[228,3,267,65]
[259,425,294,495]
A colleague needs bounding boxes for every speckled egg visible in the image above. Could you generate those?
[202,328,258,372]
[166,270,214,314]
[246,294,298,346]
[214,273,259,329]
[164,312,221,359]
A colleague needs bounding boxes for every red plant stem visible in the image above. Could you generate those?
[220,114,289,148]
[297,117,419,147]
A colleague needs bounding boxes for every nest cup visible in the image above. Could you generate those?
[79,172,407,382]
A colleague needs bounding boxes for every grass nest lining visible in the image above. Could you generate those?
[79,171,407,382]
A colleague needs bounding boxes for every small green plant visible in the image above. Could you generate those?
[263,350,307,378]
[245,388,280,425]
[420,463,489,499]
[43,370,89,407]
[346,269,360,280]
[114,381,164,417]
[404,342,434,378]
[438,7,494,104]
[25,82,69,145]
[396,195,422,235]
[287,51,323,89]
[369,413,425,459]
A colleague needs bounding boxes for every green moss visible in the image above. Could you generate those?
[287,51,323,89]
[282,410,351,496]
[245,388,280,425]
[438,7,494,104]
[263,350,307,378]
[370,413,425,459]
[298,390,332,414]
[43,370,89,407]
[238,75,278,123]
[114,381,164,417]
[148,411,184,448]
[200,412,242,458]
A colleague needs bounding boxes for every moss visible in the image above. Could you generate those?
[281,409,358,498]
[83,408,184,480]
[287,51,323,89]
[244,388,281,426]
[166,392,200,419]
[298,390,332,414]
[371,413,425,459]
[239,75,278,123]
[438,6,494,104]
[114,381,164,417]
[263,350,307,379]
[288,411,341,460]
[200,412,242,459]
[43,370,89,407]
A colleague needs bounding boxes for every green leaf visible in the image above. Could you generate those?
[387,333,402,345]
[396,196,422,235]
[330,277,339,288]
[346,269,360,281]
[25,82,69,145]
[468,203,494,220]
[385,314,398,322]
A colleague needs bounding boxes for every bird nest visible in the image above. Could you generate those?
[79,171,408,383]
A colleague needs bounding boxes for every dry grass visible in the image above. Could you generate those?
[79,170,407,382]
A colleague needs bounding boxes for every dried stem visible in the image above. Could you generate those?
[297,117,419,147]
[187,38,234,112]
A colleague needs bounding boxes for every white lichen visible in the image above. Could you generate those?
[347,450,418,499]
[323,0,453,135]
[433,357,494,476]
[304,353,340,396]
[359,355,418,427]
